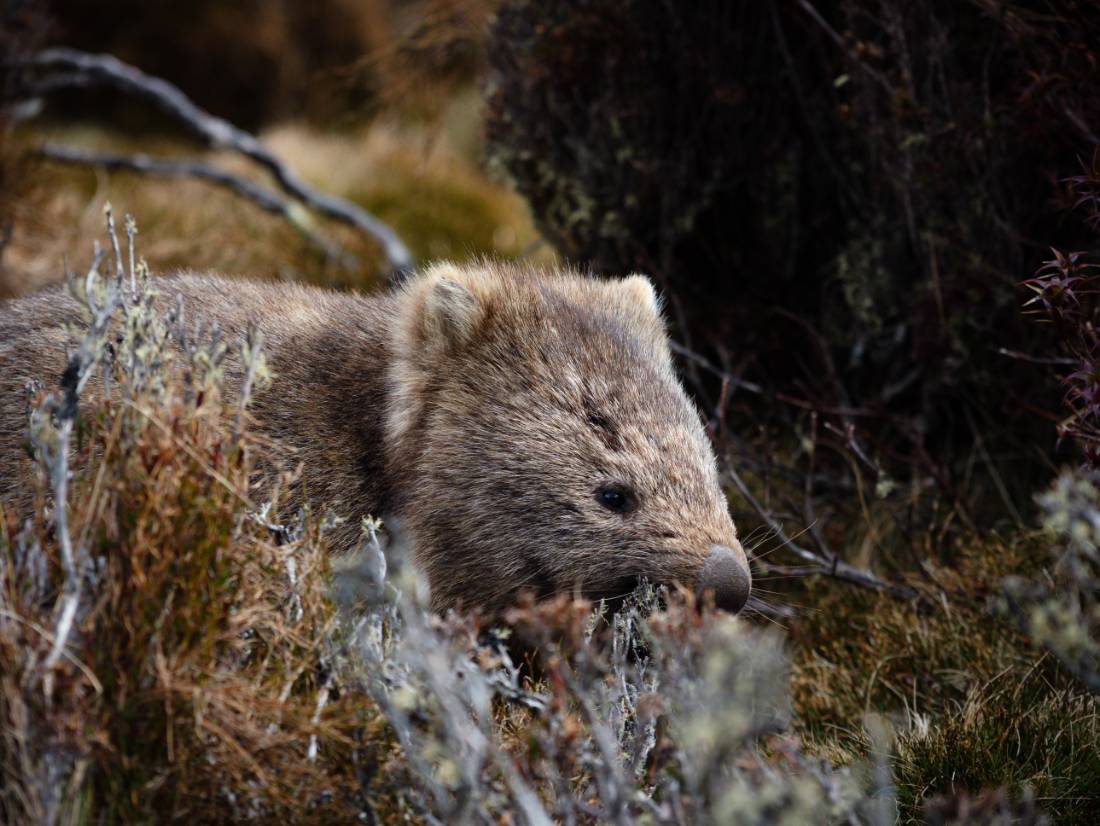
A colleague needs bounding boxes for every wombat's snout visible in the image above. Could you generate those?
[695,544,751,614]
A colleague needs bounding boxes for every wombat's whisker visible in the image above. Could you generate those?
[740,524,775,548]
[740,606,790,631]
[743,530,778,551]
[741,594,798,625]
[748,586,786,597]
[748,588,805,613]
[747,522,815,563]
[751,575,810,583]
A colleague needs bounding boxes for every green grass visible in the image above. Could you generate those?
[784,533,1100,823]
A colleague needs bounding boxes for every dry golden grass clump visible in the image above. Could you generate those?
[0,113,547,299]
[0,221,399,822]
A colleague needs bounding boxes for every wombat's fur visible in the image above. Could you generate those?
[0,262,750,613]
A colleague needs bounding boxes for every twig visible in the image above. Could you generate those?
[669,341,763,395]
[38,143,349,264]
[996,346,1076,366]
[801,412,834,560]
[671,339,876,417]
[125,214,137,297]
[41,250,124,691]
[727,462,916,599]
[238,327,264,414]
[795,0,895,97]
[104,202,124,292]
[23,47,413,274]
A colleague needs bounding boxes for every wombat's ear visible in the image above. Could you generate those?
[407,263,483,349]
[389,263,485,450]
[423,272,480,345]
[614,274,672,360]
[619,274,664,320]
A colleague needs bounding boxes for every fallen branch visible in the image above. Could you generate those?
[21,47,413,275]
[38,143,348,264]
[727,461,917,600]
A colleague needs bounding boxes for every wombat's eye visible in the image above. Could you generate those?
[595,483,636,514]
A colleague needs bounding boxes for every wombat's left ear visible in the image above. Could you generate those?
[620,274,664,320]
[408,262,484,349]
[423,271,480,345]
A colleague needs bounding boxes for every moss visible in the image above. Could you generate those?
[785,532,1099,823]
[355,169,535,264]
[895,681,1100,825]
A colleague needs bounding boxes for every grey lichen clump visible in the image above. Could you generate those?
[1004,472,1100,695]
[344,521,894,825]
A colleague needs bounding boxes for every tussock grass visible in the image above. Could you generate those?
[897,678,1100,825]
[0,238,402,821]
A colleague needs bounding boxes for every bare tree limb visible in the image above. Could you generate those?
[727,461,917,599]
[22,47,413,274]
[38,143,349,264]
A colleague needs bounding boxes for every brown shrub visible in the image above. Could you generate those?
[0,246,396,822]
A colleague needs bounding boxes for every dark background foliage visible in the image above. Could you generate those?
[485,0,1100,511]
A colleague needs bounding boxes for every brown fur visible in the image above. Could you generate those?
[0,262,748,612]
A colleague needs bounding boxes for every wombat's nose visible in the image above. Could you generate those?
[695,544,751,614]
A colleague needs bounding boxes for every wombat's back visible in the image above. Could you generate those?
[0,286,84,505]
[0,275,397,538]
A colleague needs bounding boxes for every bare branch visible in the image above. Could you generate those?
[24,47,413,274]
[727,461,917,599]
[38,143,350,264]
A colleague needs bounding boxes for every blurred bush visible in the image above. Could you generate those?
[44,0,391,129]
[1005,471,1100,695]
[1022,157,1100,466]
[41,0,497,129]
[485,0,1100,504]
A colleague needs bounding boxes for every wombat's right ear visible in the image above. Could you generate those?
[389,263,484,450]
[620,274,664,319]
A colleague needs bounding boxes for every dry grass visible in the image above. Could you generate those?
[0,263,403,822]
[1,99,547,298]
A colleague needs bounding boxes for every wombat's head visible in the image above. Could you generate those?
[387,262,750,615]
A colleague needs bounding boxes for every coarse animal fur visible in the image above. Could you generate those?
[0,262,750,613]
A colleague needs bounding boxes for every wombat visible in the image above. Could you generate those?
[0,262,751,614]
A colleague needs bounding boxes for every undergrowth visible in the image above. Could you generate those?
[1,213,894,824]
[787,533,1100,824]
